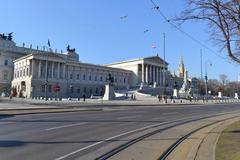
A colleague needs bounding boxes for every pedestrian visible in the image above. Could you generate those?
[83,93,86,102]
[133,95,136,100]
[158,95,161,102]
[131,94,133,100]
[170,95,173,103]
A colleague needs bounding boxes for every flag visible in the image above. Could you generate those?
[47,39,51,47]
[152,43,157,49]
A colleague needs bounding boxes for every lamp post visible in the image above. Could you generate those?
[43,46,49,101]
[205,61,212,102]
[163,32,167,103]
[43,44,51,101]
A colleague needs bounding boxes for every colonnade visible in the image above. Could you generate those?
[141,63,166,86]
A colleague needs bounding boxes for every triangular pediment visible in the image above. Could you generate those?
[144,56,168,65]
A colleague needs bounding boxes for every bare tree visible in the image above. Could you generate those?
[175,0,240,63]
[219,74,228,94]
[219,74,228,85]
[208,79,221,95]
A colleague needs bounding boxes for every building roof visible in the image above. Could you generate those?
[13,52,132,74]
[105,55,169,66]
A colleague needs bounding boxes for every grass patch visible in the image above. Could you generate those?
[216,121,240,160]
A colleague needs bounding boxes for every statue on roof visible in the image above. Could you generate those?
[66,44,76,52]
[0,32,13,41]
[7,32,13,41]
[0,33,7,40]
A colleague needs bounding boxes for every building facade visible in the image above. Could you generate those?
[0,36,29,94]
[106,56,168,87]
[1,34,199,99]
[12,51,132,98]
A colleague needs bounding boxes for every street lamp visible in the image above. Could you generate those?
[205,60,212,102]
[43,45,50,101]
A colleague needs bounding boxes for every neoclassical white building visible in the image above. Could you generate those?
[0,34,172,99]
[106,56,168,87]
[12,52,169,98]
[0,36,29,94]
[12,51,133,98]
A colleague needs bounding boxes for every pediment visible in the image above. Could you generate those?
[144,56,168,65]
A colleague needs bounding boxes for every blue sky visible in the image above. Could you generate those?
[0,0,239,80]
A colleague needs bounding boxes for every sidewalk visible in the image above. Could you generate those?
[0,97,239,116]
[1,97,239,109]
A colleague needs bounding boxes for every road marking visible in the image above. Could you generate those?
[162,112,178,115]
[119,122,137,126]
[117,115,141,120]
[0,122,16,125]
[45,122,88,131]
[55,121,167,160]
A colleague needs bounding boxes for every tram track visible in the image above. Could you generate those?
[95,112,240,160]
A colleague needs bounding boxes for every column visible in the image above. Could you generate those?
[45,60,48,79]
[145,64,148,84]
[141,63,145,83]
[31,59,34,77]
[51,62,54,78]
[57,62,60,79]
[38,60,41,78]
[63,64,66,79]
[153,66,155,83]
[156,67,159,85]
[160,67,162,86]
[149,65,152,83]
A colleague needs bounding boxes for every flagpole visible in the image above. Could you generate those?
[44,40,51,101]
[163,32,167,103]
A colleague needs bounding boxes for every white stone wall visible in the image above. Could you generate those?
[106,60,142,87]
[12,54,132,98]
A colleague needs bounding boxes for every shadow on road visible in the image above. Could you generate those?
[0,114,14,120]
[0,140,25,147]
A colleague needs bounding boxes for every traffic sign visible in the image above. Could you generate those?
[53,85,60,92]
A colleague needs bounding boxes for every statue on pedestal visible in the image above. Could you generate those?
[173,82,179,98]
[102,73,116,100]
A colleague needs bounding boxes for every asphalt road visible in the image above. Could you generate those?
[0,103,240,160]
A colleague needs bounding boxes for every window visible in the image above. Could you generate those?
[95,88,98,94]
[90,88,92,95]
[48,85,52,93]
[100,76,103,81]
[70,74,73,79]
[70,86,74,93]
[4,60,8,66]
[124,78,126,83]
[77,74,79,80]
[83,74,86,80]
[41,85,45,92]
[26,68,29,76]
[89,75,92,81]
[23,69,26,76]
[3,71,8,80]
[95,76,97,81]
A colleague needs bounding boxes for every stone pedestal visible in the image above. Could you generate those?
[173,89,179,98]
[218,92,222,98]
[235,93,239,99]
[153,82,157,88]
[103,84,115,100]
